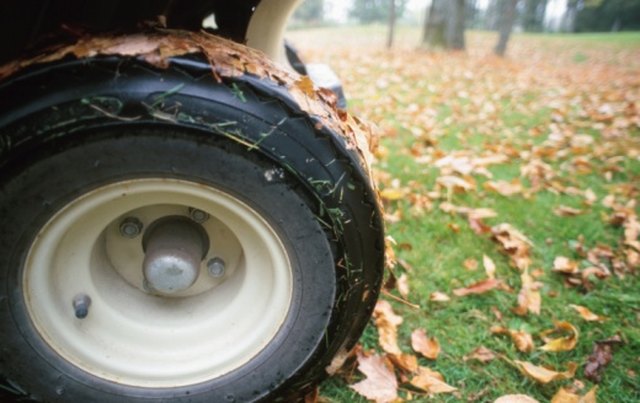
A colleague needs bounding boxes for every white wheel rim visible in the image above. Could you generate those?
[23,179,293,387]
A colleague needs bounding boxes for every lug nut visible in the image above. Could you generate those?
[189,208,210,223]
[207,257,226,278]
[119,217,143,238]
[72,294,91,319]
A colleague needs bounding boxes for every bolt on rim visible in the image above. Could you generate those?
[23,179,293,387]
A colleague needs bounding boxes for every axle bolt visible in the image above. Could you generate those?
[72,294,92,319]
[207,257,226,278]
[189,208,210,223]
[119,217,143,238]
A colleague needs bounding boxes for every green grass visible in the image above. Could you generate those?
[286,26,640,402]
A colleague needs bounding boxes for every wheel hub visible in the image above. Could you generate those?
[142,216,209,294]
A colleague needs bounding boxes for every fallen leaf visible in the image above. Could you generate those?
[569,304,607,322]
[513,270,542,316]
[464,258,479,271]
[436,175,475,192]
[373,300,403,355]
[494,395,540,403]
[554,205,584,217]
[584,336,623,383]
[491,326,534,353]
[389,353,418,373]
[411,329,441,360]
[453,278,503,297]
[514,360,577,384]
[397,274,410,299]
[350,352,398,403]
[464,346,497,363]
[484,180,523,196]
[539,321,579,352]
[553,256,580,274]
[491,223,533,271]
[380,188,407,201]
[551,386,598,403]
[429,292,451,302]
[483,254,497,279]
[304,386,319,403]
[410,366,457,394]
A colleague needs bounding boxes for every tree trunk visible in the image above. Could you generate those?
[387,0,396,49]
[446,0,466,50]
[495,0,518,57]
[423,0,446,48]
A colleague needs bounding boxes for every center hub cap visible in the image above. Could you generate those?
[142,216,209,294]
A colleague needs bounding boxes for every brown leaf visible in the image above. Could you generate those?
[350,352,398,403]
[388,353,418,373]
[553,256,580,274]
[373,300,403,355]
[410,366,457,394]
[554,205,585,217]
[569,304,607,322]
[491,223,533,271]
[411,329,441,360]
[464,258,479,271]
[539,321,579,352]
[453,278,503,297]
[484,180,523,196]
[494,395,540,403]
[513,270,542,316]
[464,346,497,363]
[491,326,534,353]
[397,273,410,299]
[584,336,623,383]
[514,360,577,384]
[304,386,319,403]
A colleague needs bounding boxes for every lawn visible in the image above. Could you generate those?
[287,26,640,402]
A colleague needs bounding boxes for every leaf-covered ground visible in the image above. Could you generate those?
[288,26,640,402]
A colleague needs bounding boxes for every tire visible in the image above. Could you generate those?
[0,51,384,401]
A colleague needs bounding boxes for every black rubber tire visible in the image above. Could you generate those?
[0,55,383,402]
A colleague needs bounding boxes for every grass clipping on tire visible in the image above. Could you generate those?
[0,29,380,195]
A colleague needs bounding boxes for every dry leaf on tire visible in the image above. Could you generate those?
[514,360,577,384]
[539,321,579,352]
[411,329,441,360]
[350,352,398,403]
[410,366,457,394]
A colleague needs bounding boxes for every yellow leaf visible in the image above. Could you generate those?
[411,329,440,360]
[513,270,542,316]
[569,304,607,322]
[539,321,579,352]
[551,386,597,403]
[410,366,457,394]
[380,188,406,201]
[514,360,577,384]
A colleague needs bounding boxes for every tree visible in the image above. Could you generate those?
[522,0,548,32]
[387,0,397,49]
[422,0,466,50]
[494,0,519,57]
[293,0,324,23]
[350,0,408,24]
[574,0,640,32]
